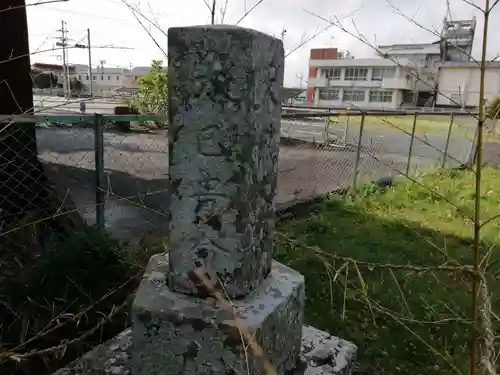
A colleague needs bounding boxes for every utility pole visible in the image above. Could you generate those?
[73,28,93,97]
[56,20,70,97]
[87,29,92,97]
[100,60,105,97]
[297,72,305,89]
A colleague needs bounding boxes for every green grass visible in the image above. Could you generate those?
[274,168,500,375]
[328,114,476,138]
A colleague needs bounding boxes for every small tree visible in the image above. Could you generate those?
[33,72,58,89]
[70,77,83,94]
[133,59,167,115]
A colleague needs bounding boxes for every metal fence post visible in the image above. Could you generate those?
[352,113,366,189]
[406,112,418,177]
[324,116,329,143]
[441,113,455,168]
[344,108,350,147]
[94,113,105,230]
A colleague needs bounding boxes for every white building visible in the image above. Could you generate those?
[70,65,128,97]
[436,62,500,108]
[308,57,421,110]
[306,17,476,109]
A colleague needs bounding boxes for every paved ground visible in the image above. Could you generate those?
[35,122,475,242]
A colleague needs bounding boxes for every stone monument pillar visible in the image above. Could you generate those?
[131,25,304,375]
[50,24,357,375]
[166,25,282,299]
[130,25,357,375]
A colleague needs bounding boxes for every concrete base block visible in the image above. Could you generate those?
[130,253,305,375]
[52,326,357,375]
[292,325,357,375]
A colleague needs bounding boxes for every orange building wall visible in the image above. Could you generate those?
[307,48,339,104]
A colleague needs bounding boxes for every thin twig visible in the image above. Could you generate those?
[191,268,277,375]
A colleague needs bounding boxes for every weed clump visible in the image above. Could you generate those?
[0,226,136,375]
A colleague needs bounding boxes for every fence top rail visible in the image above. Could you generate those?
[0,114,165,123]
[282,111,478,118]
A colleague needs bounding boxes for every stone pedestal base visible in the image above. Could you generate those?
[51,254,357,375]
[131,254,305,375]
[51,326,357,375]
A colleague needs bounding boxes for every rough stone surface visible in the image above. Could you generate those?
[292,325,358,375]
[52,326,357,375]
[51,329,132,375]
[130,253,304,375]
[167,25,285,298]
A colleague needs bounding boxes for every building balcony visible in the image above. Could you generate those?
[307,76,328,87]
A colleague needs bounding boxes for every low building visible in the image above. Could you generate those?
[435,62,500,108]
[307,54,422,110]
[70,65,128,97]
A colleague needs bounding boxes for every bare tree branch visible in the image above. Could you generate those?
[235,0,265,26]
[203,0,211,12]
[120,0,167,57]
[386,0,479,64]
[460,0,485,13]
[489,0,500,11]
[220,0,229,24]
[285,24,334,58]
[0,0,69,13]
[120,0,168,39]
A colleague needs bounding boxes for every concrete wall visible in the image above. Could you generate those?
[436,66,500,107]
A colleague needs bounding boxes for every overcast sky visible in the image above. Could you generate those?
[27,0,499,87]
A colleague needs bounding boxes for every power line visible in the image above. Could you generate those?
[40,4,131,24]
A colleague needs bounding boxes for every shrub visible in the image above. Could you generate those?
[0,226,135,374]
[486,96,500,119]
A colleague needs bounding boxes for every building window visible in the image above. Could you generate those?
[100,75,104,80]
[93,75,96,80]
[343,89,365,102]
[371,67,396,81]
[116,76,120,80]
[78,75,82,80]
[86,75,89,80]
[369,90,393,103]
[344,68,368,81]
[323,68,341,80]
[318,88,340,101]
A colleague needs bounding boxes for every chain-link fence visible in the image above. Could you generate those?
[0,110,480,247]
[279,110,477,203]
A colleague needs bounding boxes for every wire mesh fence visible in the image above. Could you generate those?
[279,110,477,200]
[0,109,486,375]
[0,110,478,245]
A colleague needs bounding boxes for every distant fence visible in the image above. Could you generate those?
[0,110,478,243]
[33,87,127,99]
